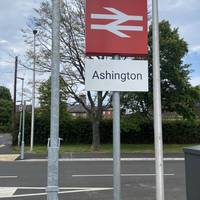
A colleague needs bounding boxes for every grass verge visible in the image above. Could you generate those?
[12,144,195,154]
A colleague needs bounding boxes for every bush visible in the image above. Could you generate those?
[162,120,200,144]
[61,119,92,144]
[100,119,113,143]
[0,125,12,133]
[14,113,200,145]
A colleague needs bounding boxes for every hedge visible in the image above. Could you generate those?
[0,125,12,133]
[13,112,200,145]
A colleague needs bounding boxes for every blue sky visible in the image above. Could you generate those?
[0,0,200,98]
[158,0,200,86]
[0,0,43,100]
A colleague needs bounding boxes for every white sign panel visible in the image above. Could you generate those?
[85,59,148,91]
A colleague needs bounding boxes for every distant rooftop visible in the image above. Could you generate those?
[67,104,87,113]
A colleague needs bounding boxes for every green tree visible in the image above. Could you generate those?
[22,0,110,150]
[37,77,71,122]
[121,20,200,120]
[0,86,13,132]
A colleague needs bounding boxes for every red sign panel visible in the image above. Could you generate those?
[86,0,148,57]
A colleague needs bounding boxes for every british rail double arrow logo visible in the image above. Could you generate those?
[91,7,144,38]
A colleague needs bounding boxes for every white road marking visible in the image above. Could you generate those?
[0,188,17,198]
[17,157,184,162]
[72,173,175,177]
[0,187,112,199]
[0,145,5,148]
[0,154,19,161]
[0,176,18,178]
[163,158,184,161]
[0,187,110,190]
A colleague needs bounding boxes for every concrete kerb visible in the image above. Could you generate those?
[0,152,185,162]
[13,152,185,161]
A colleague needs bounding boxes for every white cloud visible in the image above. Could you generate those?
[0,60,11,67]
[159,0,200,49]
[0,0,43,99]
[189,76,200,86]
[190,45,200,54]
[157,0,200,81]
[0,0,200,96]
[0,40,8,44]
[159,0,200,12]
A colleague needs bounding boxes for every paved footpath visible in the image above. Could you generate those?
[0,134,13,154]
[0,154,186,200]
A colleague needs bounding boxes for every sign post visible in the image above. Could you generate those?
[85,1,148,200]
[112,55,121,200]
[152,0,165,200]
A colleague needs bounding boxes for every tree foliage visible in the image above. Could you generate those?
[23,0,110,150]
[37,77,71,120]
[121,20,200,119]
[0,86,13,131]
[0,86,12,100]
[23,1,200,148]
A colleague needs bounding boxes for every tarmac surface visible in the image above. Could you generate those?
[0,155,186,200]
[0,135,187,199]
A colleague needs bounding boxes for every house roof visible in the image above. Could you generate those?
[67,104,87,113]
[67,104,113,114]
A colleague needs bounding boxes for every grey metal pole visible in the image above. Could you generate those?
[47,0,60,199]
[20,100,26,160]
[13,56,18,138]
[113,55,121,200]
[18,111,22,147]
[18,78,24,147]
[30,30,37,152]
[152,0,165,200]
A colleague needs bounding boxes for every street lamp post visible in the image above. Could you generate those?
[30,29,38,152]
[20,99,26,160]
[17,77,24,147]
[20,99,31,160]
[47,0,60,199]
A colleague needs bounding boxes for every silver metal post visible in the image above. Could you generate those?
[18,78,24,147]
[113,55,121,200]
[47,0,60,199]
[18,111,22,147]
[30,30,37,152]
[152,0,165,200]
[20,100,26,160]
